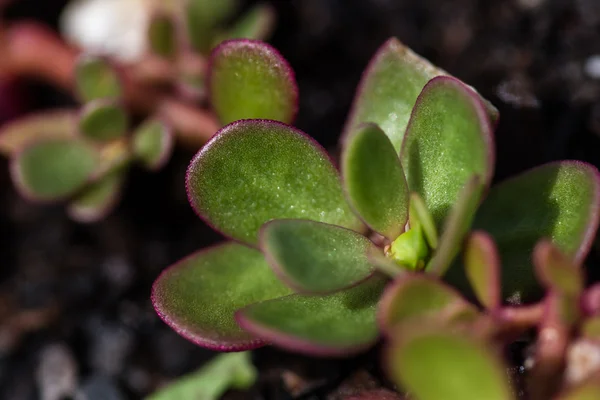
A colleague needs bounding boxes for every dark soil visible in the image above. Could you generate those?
[2,0,600,398]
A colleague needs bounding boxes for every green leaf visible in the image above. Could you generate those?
[473,161,600,299]
[464,231,501,310]
[11,138,99,201]
[341,123,409,239]
[343,38,448,152]
[582,317,600,341]
[148,13,178,59]
[67,171,124,223]
[400,76,494,229]
[186,0,238,53]
[74,55,122,102]
[534,240,584,296]
[0,111,76,156]
[208,39,298,125]
[427,175,484,276]
[132,119,174,170]
[187,120,362,245]
[555,381,600,400]
[378,275,478,334]
[212,3,276,45]
[387,331,514,400]
[152,242,292,350]
[409,192,438,249]
[147,352,256,400]
[236,276,386,356]
[261,219,375,293]
[78,100,129,141]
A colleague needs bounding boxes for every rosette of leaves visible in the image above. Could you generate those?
[0,37,295,222]
[152,37,600,360]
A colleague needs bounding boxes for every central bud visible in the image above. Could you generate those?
[385,224,430,270]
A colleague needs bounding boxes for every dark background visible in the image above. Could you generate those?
[1,0,600,398]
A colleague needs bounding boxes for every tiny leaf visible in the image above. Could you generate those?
[236,277,386,356]
[148,12,178,59]
[147,352,256,400]
[74,55,122,102]
[260,219,375,293]
[534,240,584,296]
[132,118,174,170]
[0,111,76,156]
[78,100,129,141]
[186,0,237,53]
[464,231,502,310]
[212,3,276,45]
[341,123,409,239]
[386,331,514,400]
[427,175,484,276]
[186,120,362,246]
[378,275,478,335]
[473,161,600,298]
[208,40,298,125]
[409,192,438,249]
[152,242,292,351]
[11,138,99,202]
[67,171,124,223]
[401,76,494,228]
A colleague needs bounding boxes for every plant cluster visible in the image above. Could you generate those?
[151,37,600,399]
[0,0,276,222]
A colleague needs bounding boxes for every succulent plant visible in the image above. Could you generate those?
[0,3,278,223]
[151,34,600,382]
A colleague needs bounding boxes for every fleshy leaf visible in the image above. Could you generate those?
[427,175,484,276]
[148,12,178,59]
[343,38,448,152]
[186,0,237,53]
[208,40,298,125]
[534,240,584,296]
[78,100,129,141]
[341,123,409,239]
[186,120,362,245]
[473,161,600,298]
[409,192,438,249]
[556,382,600,400]
[386,331,514,400]
[260,219,375,293]
[0,111,76,156]
[74,55,122,102]
[152,242,292,350]
[67,171,124,223]
[464,231,502,310]
[400,76,494,228]
[236,277,386,356]
[147,352,256,400]
[11,138,99,201]
[368,247,410,278]
[378,275,478,335]
[212,3,276,45]
[132,118,174,170]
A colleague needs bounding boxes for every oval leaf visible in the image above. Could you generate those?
[473,161,600,298]
[427,175,484,276]
[400,76,494,228]
[386,331,514,400]
[261,219,375,293]
[0,111,76,156]
[79,100,129,142]
[74,55,122,102]
[342,123,409,239]
[464,231,502,310]
[11,139,99,202]
[534,240,584,296]
[187,120,362,245]
[67,171,124,223]
[148,12,178,59]
[236,277,386,357]
[186,0,237,53]
[152,242,292,351]
[208,40,298,125]
[132,118,174,170]
[378,275,478,335]
[212,3,275,45]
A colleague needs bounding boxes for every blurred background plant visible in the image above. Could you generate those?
[2,0,600,399]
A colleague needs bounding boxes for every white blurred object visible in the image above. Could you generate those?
[60,0,154,63]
